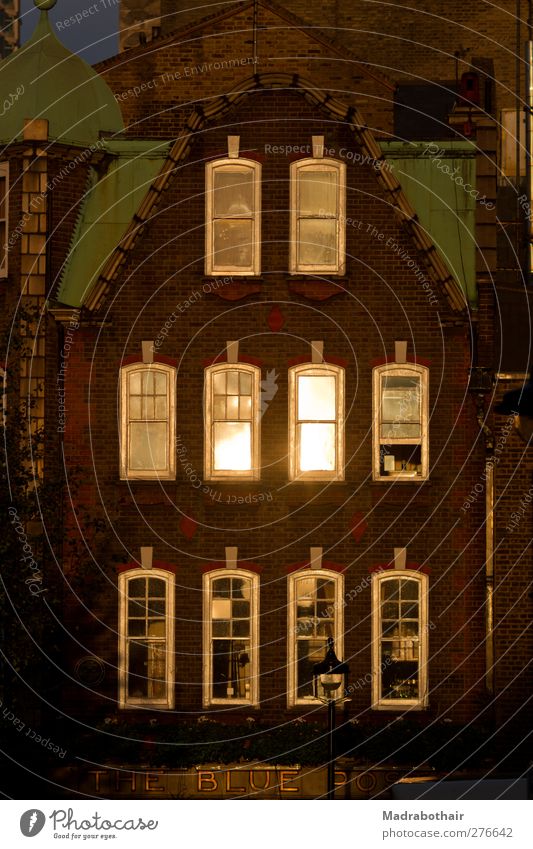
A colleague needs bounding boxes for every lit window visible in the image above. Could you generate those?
[120,362,176,480]
[118,569,175,709]
[0,163,8,278]
[289,363,344,480]
[203,570,259,706]
[372,571,428,709]
[288,570,344,706]
[204,363,260,480]
[373,364,428,480]
[290,158,346,274]
[205,158,261,275]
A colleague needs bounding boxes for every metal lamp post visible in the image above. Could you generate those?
[313,637,350,799]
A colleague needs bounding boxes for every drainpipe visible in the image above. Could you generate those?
[526,4,533,282]
[475,398,495,693]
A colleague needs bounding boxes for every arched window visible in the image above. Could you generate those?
[373,363,429,480]
[287,569,344,706]
[119,362,176,480]
[0,162,8,278]
[205,157,261,275]
[289,362,344,480]
[203,570,259,706]
[118,569,175,709]
[290,158,346,274]
[204,362,261,480]
[371,570,428,709]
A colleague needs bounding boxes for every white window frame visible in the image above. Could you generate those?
[290,157,346,275]
[288,362,345,481]
[118,568,175,710]
[0,162,8,279]
[205,157,261,276]
[372,363,429,481]
[371,570,428,710]
[119,362,176,481]
[203,569,260,707]
[287,569,344,707]
[204,361,261,481]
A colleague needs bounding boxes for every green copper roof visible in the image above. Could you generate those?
[0,10,124,145]
[381,141,478,307]
[57,140,172,308]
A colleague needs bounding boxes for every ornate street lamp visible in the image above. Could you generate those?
[313,637,350,799]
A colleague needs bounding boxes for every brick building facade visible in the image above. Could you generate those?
[1,0,531,798]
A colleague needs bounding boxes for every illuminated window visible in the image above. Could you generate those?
[373,364,428,480]
[289,363,344,480]
[0,163,8,278]
[372,571,428,710]
[120,362,176,480]
[118,569,175,709]
[204,362,260,480]
[203,570,259,706]
[205,157,261,275]
[290,158,346,274]
[288,570,344,706]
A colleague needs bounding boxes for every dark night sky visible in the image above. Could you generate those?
[20,0,119,65]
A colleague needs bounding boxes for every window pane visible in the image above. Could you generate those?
[298,219,337,266]
[148,578,166,597]
[379,445,422,475]
[299,423,336,471]
[233,578,250,600]
[128,619,146,637]
[130,422,168,470]
[382,376,421,437]
[213,371,226,395]
[233,600,250,618]
[128,599,147,617]
[213,640,251,699]
[127,641,167,700]
[213,578,231,598]
[233,619,250,637]
[213,395,226,419]
[298,375,336,421]
[154,396,168,419]
[212,599,232,619]
[226,395,239,419]
[143,371,155,394]
[129,372,141,395]
[129,578,146,597]
[147,620,165,638]
[297,639,324,698]
[299,170,337,216]
[129,396,142,419]
[213,620,231,637]
[381,422,421,439]
[214,220,253,268]
[154,372,167,394]
[214,169,253,217]
[239,396,252,419]
[381,580,400,601]
[240,372,252,394]
[381,648,418,700]
[148,599,166,616]
[401,580,419,600]
[214,421,252,471]
[226,371,240,395]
